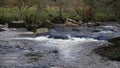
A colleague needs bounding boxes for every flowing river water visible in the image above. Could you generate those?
[0,22,120,68]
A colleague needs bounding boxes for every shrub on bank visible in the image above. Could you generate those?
[95,12,117,22]
[0,7,119,30]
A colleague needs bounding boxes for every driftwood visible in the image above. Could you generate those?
[53,18,81,27]
[53,18,100,32]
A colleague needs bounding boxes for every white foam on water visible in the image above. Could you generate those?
[103,25,115,28]
[99,30,113,33]
[13,36,101,62]
[14,36,48,42]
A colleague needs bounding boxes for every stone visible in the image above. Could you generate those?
[36,28,48,34]
[108,37,120,43]
[49,50,58,53]
[48,35,69,39]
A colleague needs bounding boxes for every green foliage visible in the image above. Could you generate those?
[0,7,119,24]
[0,0,119,31]
[95,9,117,21]
[84,0,120,21]
[0,8,17,24]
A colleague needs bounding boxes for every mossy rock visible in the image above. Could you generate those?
[36,28,48,34]
[93,37,120,61]
[108,37,120,43]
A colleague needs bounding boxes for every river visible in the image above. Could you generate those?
[0,22,120,68]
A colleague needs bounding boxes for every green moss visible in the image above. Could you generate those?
[36,28,48,34]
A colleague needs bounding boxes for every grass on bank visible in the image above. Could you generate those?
[0,7,119,31]
[0,7,117,22]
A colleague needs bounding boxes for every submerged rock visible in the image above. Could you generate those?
[95,36,109,40]
[48,35,69,39]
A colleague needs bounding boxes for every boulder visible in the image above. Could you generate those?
[48,34,69,39]
[108,37,120,43]
[95,36,109,40]
[35,28,48,34]
[94,36,120,61]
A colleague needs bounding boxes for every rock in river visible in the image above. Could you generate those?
[108,37,120,43]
